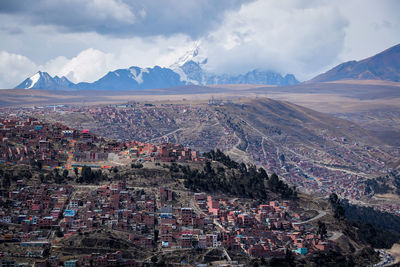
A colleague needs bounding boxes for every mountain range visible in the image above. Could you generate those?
[15,43,400,90]
[15,47,299,90]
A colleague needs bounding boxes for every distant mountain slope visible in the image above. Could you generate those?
[74,66,185,90]
[207,70,298,86]
[15,47,299,90]
[310,43,400,82]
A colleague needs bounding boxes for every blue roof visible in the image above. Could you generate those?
[296,247,308,255]
[64,210,76,217]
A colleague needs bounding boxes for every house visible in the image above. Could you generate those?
[295,247,308,255]
[65,260,78,267]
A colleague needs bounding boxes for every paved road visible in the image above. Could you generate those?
[297,210,344,241]
[298,210,327,224]
[146,127,183,143]
[73,184,101,190]
[222,247,232,261]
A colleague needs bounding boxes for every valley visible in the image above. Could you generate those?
[7,94,398,215]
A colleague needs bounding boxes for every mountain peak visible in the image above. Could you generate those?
[170,43,207,70]
[15,71,46,89]
[15,71,74,90]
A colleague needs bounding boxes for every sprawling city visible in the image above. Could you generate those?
[1,1,400,266]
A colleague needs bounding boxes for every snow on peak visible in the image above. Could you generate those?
[170,43,207,70]
[27,72,41,89]
[168,43,208,85]
[129,67,149,84]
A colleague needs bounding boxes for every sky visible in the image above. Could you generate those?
[0,0,399,88]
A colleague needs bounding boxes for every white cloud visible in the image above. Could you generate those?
[337,0,400,61]
[200,0,348,80]
[0,51,38,88]
[86,0,135,23]
[48,35,194,83]
[42,56,69,76]
[55,49,115,83]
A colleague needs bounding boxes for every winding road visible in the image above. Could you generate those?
[298,210,327,224]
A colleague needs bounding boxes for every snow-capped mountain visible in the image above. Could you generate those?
[15,71,74,90]
[74,66,184,90]
[15,47,299,90]
[170,45,299,86]
[169,45,208,85]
